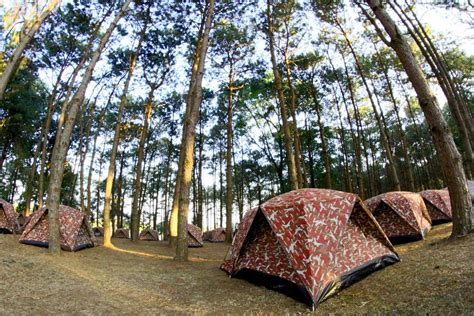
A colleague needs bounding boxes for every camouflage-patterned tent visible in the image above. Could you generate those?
[187,224,203,247]
[203,227,226,242]
[113,228,130,239]
[221,189,399,308]
[92,227,104,237]
[0,199,19,233]
[364,191,431,243]
[139,228,159,241]
[19,205,95,251]
[420,190,452,224]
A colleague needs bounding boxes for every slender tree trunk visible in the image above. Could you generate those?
[175,0,214,261]
[131,89,154,241]
[284,52,305,188]
[225,68,235,242]
[308,84,331,188]
[0,0,60,100]
[335,50,366,198]
[373,44,416,190]
[197,121,204,229]
[102,8,145,247]
[266,0,298,191]
[365,0,473,236]
[46,0,132,254]
[338,22,401,191]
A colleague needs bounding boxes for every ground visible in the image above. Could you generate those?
[0,223,472,315]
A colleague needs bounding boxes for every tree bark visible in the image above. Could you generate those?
[102,8,148,246]
[365,0,473,236]
[175,0,214,261]
[266,0,298,191]
[131,89,154,241]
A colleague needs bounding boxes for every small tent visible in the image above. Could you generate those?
[92,227,104,237]
[420,190,452,224]
[113,228,130,239]
[139,228,159,241]
[187,224,203,247]
[364,191,431,243]
[203,227,226,242]
[19,205,95,251]
[0,199,20,233]
[221,189,399,308]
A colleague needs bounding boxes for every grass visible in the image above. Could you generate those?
[0,223,472,314]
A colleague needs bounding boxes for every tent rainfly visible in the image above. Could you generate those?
[139,228,159,241]
[364,191,431,243]
[0,199,20,233]
[203,227,226,242]
[420,190,452,224]
[113,228,130,239]
[221,188,399,308]
[19,205,95,251]
[187,224,203,247]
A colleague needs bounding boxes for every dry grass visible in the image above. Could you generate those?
[0,223,472,315]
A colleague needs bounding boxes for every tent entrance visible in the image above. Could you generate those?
[426,202,450,224]
[373,202,421,243]
[233,210,312,305]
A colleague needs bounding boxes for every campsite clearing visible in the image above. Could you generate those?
[0,223,472,314]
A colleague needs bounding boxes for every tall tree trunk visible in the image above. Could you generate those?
[225,66,235,243]
[364,0,473,236]
[175,0,214,261]
[47,0,131,254]
[131,90,154,241]
[308,84,332,188]
[338,22,401,191]
[24,64,67,215]
[335,50,366,198]
[376,46,416,191]
[265,0,298,191]
[197,120,204,229]
[102,8,146,247]
[284,52,305,188]
[0,0,60,100]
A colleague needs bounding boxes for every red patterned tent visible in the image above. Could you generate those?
[19,205,95,251]
[113,228,130,239]
[0,199,20,233]
[221,189,399,308]
[92,227,104,237]
[420,190,452,224]
[203,227,226,242]
[187,224,203,247]
[364,191,431,243]
[139,228,159,241]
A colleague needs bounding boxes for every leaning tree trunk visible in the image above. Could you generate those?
[0,0,60,100]
[175,0,214,261]
[45,0,132,254]
[364,0,473,237]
